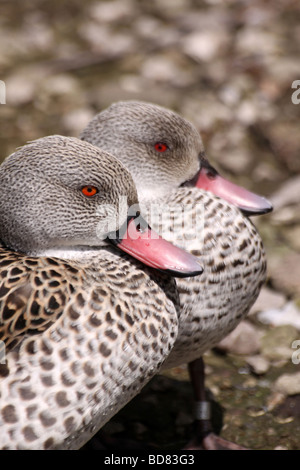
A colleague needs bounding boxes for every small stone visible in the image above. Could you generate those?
[219,149,252,174]
[62,109,95,135]
[216,321,261,355]
[271,206,300,226]
[250,287,286,316]
[268,252,300,298]
[273,372,300,396]
[182,30,229,62]
[266,392,286,411]
[246,355,270,375]
[268,58,300,87]
[284,226,300,252]
[118,75,142,94]
[236,28,280,56]
[89,0,135,24]
[40,74,81,97]
[270,175,300,210]
[141,57,192,87]
[247,407,266,417]
[260,325,299,361]
[236,100,259,125]
[21,18,54,53]
[252,162,283,183]
[6,75,36,105]
[258,302,300,331]
[6,66,46,105]
[264,122,300,173]
[182,94,233,132]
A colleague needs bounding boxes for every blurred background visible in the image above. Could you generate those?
[0,0,299,449]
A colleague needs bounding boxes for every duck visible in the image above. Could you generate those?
[80,100,273,449]
[0,135,203,450]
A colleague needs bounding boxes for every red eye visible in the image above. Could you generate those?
[154,142,168,152]
[81,186,98,197]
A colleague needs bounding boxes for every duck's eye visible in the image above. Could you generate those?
[154,142,169,152]
[81,186,98,197]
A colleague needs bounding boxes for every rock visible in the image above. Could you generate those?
[39,74,81,98]
[182,30,230,62]
[181,94,233,132]
[119,75,143,94]
[252,161,284,184]
[62,108,95,135]
[270,175,300,210]
[271,205,300,226]
[140,57,192,87]
[134,17,180,48]
[35,74,84,112]
[273,395,300,419]
[258,301,300,330]
[235,100,259,125]
[208,125,255,173]
[79,22,135,56]
[6,66,47,105]
[217,148,252,174]
[266,391,286,411]
[6,75,36,106]
[21,17,54,53]
[218,83,241,106]
[216,321,261,355]
[260,325,299,361]
[249,287,286,316]
[89,0,136,24]
[264,122,300,173]
[246,355,270,375]
[273,372,300,396]
[236,28,280,56]
[268,252,300,298]
[283,225,300,252]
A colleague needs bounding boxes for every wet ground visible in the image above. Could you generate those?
[0,0,300,450]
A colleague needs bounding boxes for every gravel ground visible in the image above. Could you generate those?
[0,0,299,450]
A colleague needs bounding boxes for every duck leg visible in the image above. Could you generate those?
[184,357,248,450]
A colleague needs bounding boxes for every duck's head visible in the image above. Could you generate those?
[0,135,202,277]
[81,100,272,216]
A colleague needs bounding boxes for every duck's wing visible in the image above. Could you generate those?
[0,244,83,353]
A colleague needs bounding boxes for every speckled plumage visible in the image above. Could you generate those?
[0,135,181,450]
[154,188,266,369]
[81,101,268,371]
